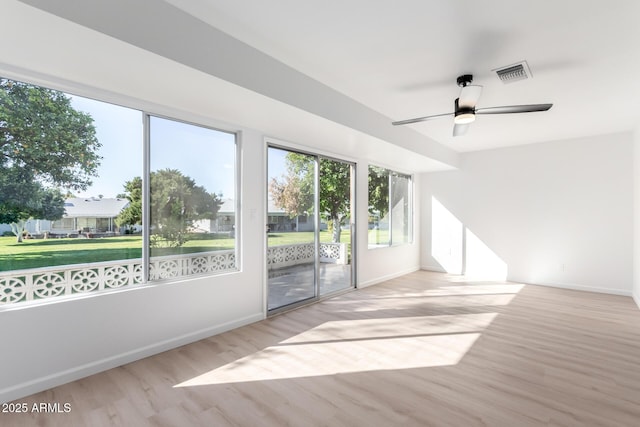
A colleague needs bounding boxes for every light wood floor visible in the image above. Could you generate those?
[4,271,640,426]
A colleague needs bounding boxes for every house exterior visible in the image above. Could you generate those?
[1,197,130,238]
[3,196,320,237]
[266,197,316,232]
[192,198,323,234]
[50,197,130,236]
[191,198,236,233]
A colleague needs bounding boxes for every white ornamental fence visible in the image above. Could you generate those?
[267,242,347,269]
[150,250,236,280]
[0,250,235,305]
[0,243,346,306]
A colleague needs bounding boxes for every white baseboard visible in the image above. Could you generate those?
[0,312,264,404]
[421,265,447,273]
[528,281,632,297]
[420,269,636,300]
[359,266,420,288]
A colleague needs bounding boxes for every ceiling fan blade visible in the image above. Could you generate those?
[475,103,553,115]
[458,85,482,108]
[392,112,453,126]
[453,123,470,137]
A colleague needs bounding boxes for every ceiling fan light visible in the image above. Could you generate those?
[454,112,475,124]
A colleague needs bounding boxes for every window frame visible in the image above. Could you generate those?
[143,113,241,282]
[367,164,413,249]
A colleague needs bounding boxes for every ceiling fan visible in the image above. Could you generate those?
[391,74,552,136]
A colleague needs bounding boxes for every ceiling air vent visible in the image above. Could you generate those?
[493,61,531,84]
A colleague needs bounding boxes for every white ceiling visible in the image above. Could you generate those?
[7,0,640,171]
[164,0,640,152]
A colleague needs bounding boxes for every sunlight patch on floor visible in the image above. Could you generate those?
[435,284,525,294]
[175,313,497,387]
[321,291,519,313]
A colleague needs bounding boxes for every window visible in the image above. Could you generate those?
[51,218,75,231]
[391,173,411,245]
[368,165,412,248]
[147,116,237,280]
[0,77,237,306]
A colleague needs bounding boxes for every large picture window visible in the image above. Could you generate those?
[368,165,412,248]
[147,116,237,280]
[0,77,237,305]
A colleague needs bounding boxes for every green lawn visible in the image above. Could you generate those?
[0,236,142,272]
[267,230,351,245]
[0,230,352,272]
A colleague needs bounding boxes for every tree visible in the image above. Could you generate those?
[116,169,223,247]
[318,159,351,243]
[269,156,313,220]
[115,176,142,232]
[0,78,101,241]
[368,165,389,221]
[0,167,66,242]
[269,153,351,242]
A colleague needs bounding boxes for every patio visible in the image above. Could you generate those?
[268,262,353,310]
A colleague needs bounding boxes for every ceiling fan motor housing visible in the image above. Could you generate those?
[454,98,476,124]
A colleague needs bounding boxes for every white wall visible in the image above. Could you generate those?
[633,126,640,307]
[421,133,634,295]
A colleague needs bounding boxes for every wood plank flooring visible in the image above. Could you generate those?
[3,271,640,426]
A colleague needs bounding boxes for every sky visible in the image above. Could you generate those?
[69,94,236,199]
[69,95,142,198]
[267,146,290,182]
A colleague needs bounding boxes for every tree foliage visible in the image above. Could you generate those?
[0,166,66,242]
[0,78,101,241]
[368,165,389,218]
[0,78,101,189]
[269,153,351,242]
[318,158,351,242]
[115,177,142,232]
[116,169,223,247]
[269,174,308,220]
[269,153,314,220]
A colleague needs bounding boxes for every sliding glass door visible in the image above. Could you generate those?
[318,157,353,296]
[267,147,317,311]
[267,146,354,313]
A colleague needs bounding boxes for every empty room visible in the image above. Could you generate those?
[1,1,640,426]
